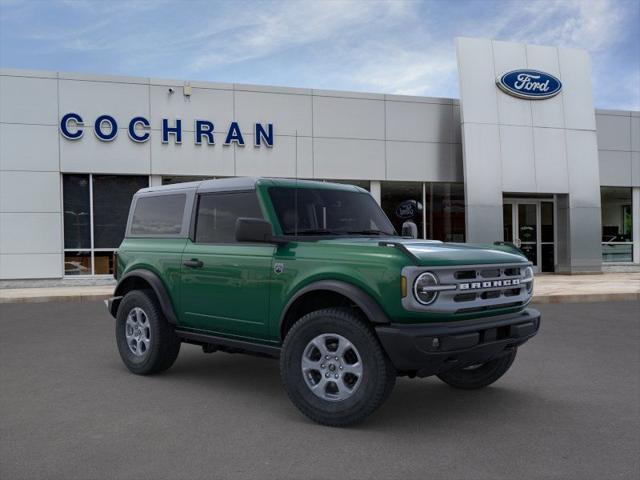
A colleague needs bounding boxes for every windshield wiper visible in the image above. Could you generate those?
[286,228,346,236]
[346,230,391,236]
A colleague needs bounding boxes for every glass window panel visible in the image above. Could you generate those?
[63,175,91,249]
[601,187,632,242]
[601,187,633,263]
[93,175,148,248]
[381,182,424,239]
[429,183,466,242]
[622,205,632,238]
[269,187,394,236]
[519,243,537,266]
[195,192,263,243]
[541,244,555,272]
[602,244,633,262]
[94,251,114,275]
[541,202,554,242]
[64,251,91,275]
[503,204,513,242]
[131,194,186,235]
[518,204,537,242]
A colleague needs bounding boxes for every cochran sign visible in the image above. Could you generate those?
[59,113,274,147]
[496,69,562,100]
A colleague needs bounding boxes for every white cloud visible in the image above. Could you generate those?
[1,0,637,108]
[493,0,626,51]
[187,1,413,72]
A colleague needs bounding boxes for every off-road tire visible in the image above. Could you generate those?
[436,349,517,390]
[116,289,181,375]
[280,308,396,427]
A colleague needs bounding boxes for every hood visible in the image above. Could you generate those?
[399,240,527,266]
[316,237,527,267]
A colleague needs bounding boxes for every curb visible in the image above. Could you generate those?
[0,293,112,304]
[532,292,640,304]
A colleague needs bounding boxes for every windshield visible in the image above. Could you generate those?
[268,187,397,236]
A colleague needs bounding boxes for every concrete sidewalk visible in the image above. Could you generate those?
[0,273,638,304]
[533,273,640,303]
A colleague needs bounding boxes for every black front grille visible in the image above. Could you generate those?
[455,270,476,280]
[480,269,501,278]
[456,301,524,314]
[454,293,477,302]
[504,288,522,297]
[480,290,501,300]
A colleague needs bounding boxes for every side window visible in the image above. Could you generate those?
[130,194,186,235]
[195,191,263,243]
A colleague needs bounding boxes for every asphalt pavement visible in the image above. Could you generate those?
[0,300,638,480]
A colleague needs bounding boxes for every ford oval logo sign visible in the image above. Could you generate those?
[395,200,422,220]
[496,69,562,100]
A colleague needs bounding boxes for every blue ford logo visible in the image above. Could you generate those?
[496,69,562,99]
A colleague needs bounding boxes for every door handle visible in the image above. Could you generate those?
[183,259,204,268]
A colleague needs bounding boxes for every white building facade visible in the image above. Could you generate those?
[0,37,638,282]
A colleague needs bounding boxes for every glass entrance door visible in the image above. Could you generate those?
[503,200,555,273]
[517,203,538,268]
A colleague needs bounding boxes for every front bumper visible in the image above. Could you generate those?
[375,308,541,377]
[105,296,123,318]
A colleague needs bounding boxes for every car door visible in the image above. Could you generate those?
[180,190,275,339]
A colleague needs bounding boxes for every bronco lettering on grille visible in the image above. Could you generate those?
[458,279,520,290]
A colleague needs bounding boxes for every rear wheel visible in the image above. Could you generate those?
[436,349,517,389]
[115,290,181,375]
[280,308,396,427]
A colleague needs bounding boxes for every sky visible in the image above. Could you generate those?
[1,0,639,110]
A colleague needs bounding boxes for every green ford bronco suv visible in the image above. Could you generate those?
[107,177,540,426]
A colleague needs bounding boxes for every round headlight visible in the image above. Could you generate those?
[414,272,439,305]
[523,266,534,294]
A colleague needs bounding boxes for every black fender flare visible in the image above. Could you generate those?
[279,280,391,332]
[112,269,178,324]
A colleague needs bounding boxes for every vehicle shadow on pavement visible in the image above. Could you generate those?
[138,343,553,431]
[368,378,543,430]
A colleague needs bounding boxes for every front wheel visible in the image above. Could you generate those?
[436,349,517,389]
[280,308,396,427]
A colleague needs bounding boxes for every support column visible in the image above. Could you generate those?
[370,181,381,205]
[149,175,162,187]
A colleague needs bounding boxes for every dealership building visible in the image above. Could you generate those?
[0,37,639,282]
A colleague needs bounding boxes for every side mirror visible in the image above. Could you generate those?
[401,220,418,239]
[236,217,286,244]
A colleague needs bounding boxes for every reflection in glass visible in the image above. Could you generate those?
[93,175,148,248]
[64,251,91,275]
[63,175,91,249]
[541,202,554,242]
[381,182,423,238]
[131,194,186,235]
[430,183,465,242]
[270,187,394,237]
[520,243,537,266]
[541,244,554,272]
[197,192,265,243]
[601,187,633,262]
[503,204,513,242]
[380,182,465,242]
[517,204,537,242]
[94,252,114,275]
